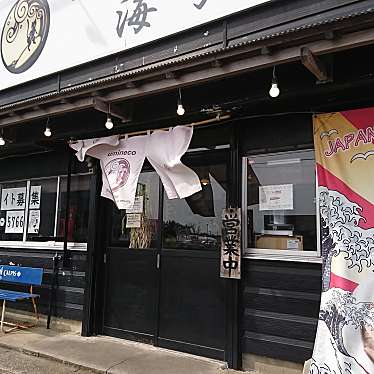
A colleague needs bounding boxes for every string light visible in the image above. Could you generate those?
[105,115,114,130]
[177,88,185,116]
[105,103,114,129]
[269,66,280,98]
[44,126,52,137]
[44,118,52,137]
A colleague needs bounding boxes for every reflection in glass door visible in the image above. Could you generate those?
[163,163,227,250]
[102,155,229,360]
[158,160,228,359]
[111,171,160,249]
[102,171,160,342]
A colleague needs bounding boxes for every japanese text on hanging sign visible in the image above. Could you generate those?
[220,208,241,279]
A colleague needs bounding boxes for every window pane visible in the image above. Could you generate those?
[56,175,90,243]
[163,164,227,250]
[111,171,160,249]
[246,150,316,252]
[26,179,58,241]
[0,181,27,241]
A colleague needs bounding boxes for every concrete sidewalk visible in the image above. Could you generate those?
[0,327,239,374]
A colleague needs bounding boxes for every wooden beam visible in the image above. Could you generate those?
[75,26,374,103]
[90,90,102,97]
[102,47,303,103]
[0,97,94,128]
[324,31,336,41]
[125,81,136,88]
[301,47,331,82]
[211,59,223,68]
[261,46,271,55]
[95,28,374,102]
[1,27,374,125]
[165,72,176,79]
[93,98,131,122]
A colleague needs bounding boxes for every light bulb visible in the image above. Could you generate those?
[177,104,185,116]
[44,127,52,137]
[105,116,114,130]
[269,83,280,98]
[0,137,5,146]
[201,178,210,186]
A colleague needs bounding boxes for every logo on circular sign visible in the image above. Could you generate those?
[1,0,50,74]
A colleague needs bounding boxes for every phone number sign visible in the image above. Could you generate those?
[5,211,25,234]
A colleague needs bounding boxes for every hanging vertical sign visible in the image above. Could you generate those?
[220,208,241,279]
[311,108,374,374]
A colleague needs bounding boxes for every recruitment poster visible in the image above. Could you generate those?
[311,108,374,373]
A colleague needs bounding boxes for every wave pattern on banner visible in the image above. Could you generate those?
[312,186,374,374]
[311,287,374,374]
[320,187,374,275]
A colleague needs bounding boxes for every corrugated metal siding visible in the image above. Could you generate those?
[241,259,322,363]
[0,248,86,321]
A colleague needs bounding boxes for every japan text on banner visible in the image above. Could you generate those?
[311,108,374,374]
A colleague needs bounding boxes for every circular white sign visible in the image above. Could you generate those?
[1,0,50,74]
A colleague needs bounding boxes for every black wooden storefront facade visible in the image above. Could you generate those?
[0,151,89,321]
[1,0,374,370]
[85,135,238,363]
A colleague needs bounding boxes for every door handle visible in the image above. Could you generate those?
[156,253,160,269]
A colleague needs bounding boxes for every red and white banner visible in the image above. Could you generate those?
[311,108,374,373]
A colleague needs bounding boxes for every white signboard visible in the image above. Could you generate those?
[126,213,142,228]
[1,187,27,211]
[29,186,42,209]
[28,210,41,234]
[259,184,294,211]
[5,210,25,233]
[127,196,144,214]
[0,0,270,91]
